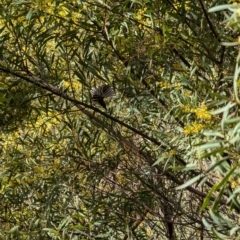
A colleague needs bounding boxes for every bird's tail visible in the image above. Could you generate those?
[90,85,115,98]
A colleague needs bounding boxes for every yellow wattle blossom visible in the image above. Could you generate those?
[157,81,181,89]
[34,1,55,12]
[181,102,212,120]
[62,79,81,92]
[230,179,238,189]
[135,7,151,29]
[173,82,181,89]
[146,228,153,237]
[162,149,177,158]
[183,91,192,97]
[33,166,44,174]
[157,81,171,89]
[58,5,69,17]
[174,0,191,11]
[193,102,212,120]
[229,174,240,190]
[136,8,147,21]
[53,159,60,167]
[169,150,177,156]
[181,105,192,113]
[184,122,203,135]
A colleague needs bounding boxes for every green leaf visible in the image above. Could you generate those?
[230,226,240,236]
[201,167,236,210]
[176,174,204,190]
[209,102,236,115]
[208,4,235,13]
[7,225,19,233]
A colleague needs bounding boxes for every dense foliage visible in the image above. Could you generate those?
[0,0,239,239]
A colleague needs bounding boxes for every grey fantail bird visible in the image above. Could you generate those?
[90,85,115,109]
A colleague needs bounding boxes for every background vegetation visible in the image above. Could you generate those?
[0,0,239,239]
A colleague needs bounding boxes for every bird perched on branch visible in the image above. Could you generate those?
[90,85,115,109]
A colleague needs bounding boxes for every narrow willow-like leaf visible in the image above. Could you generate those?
[202,167,236,210]
[176,174,204,190]
[208,4,236,12]
[212,228,228,240]
[221,42,239,46]
[209,102,236,115]
[230,226,240,236]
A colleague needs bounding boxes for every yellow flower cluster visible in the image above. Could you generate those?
[0,130,24,154]
[173,0,191,11]
[168,150,177,156]
[30,110,61,135]
[136,8,147,21]
[157,81,171,88]
[162,149,177,158]
[166,149,177,157]
[183,91,192,97]
[184,122,203,135]
[157,81,181,89]
[62,79,81,92]
[135,8,151,29]
[230,179,239,189]
[182,105,191,112]
[229,174,240,189]
[182,102,212,120]
[194,103,212,120]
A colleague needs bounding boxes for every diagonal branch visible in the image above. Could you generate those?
[0,65,227,203]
